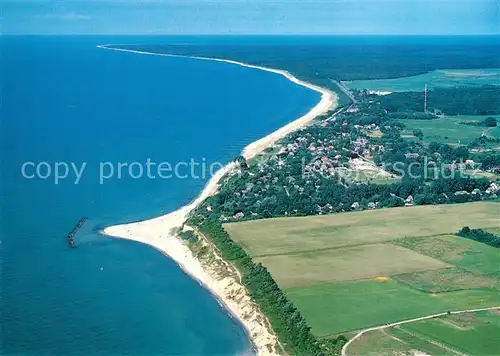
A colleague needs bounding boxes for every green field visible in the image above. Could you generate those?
[257,243,449,288]
[347,327,453,356]
[287,278,500,336]
[399,115,500,145]
[224,202,499,256]
[400,311,500,355]
[224,201,500,337]
[393,267,500,293]
[345,68,500,92]
[394,234,500,278]
[350,311,500,355]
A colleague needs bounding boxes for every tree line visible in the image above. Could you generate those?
[191,221,347,355]
[457,226,500,248]
[374,86,500,115]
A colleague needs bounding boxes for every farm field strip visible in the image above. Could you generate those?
[399,115,500,145]
[223,201,500,338]
[394,234,500,278]
[224,202,499,256]
[392,267,500,293]
[288,277,500,336]
[256,243,450,288]
[389,326,466,356]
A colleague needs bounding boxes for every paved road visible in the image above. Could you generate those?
[329,79,357,104]
[341,306,500,356]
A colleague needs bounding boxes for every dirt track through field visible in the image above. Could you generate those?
[341,306,500,356]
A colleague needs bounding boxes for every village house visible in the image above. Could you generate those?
[405,153,420,159]
[233,212,245,219]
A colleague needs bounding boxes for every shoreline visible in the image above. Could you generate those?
[100,44,338,355]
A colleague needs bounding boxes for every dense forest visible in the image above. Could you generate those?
[114,36,499,86]
[457,227,500,248]
[373,86,500,115]
[193,222,347,356]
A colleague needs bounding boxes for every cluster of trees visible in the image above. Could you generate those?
[192,221,346,355]
[178,230,198,243]
[375,139,470,177]
[472,152,500,170]
[428,141,470,161]
[374,86,500,115]
[458,227,500,248]
[468,135,500,150]
[198,171,491,221]
[462,116,497,127]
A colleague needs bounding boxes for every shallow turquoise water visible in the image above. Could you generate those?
[1,36,319,355]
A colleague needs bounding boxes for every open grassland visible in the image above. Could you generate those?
[345,329,411,356]
[399,115,500,145]
[400,311,500,356]
[353,311,500,356]
[394,234,500,278]
[348,327,457,356]
[286,279,500,336]
[393,267,500,293]
[256,243,449,288]
[224,202,499,256]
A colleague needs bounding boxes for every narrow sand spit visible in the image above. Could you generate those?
[100,44,338,355]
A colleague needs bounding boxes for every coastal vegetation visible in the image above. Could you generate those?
[196,221,347,355]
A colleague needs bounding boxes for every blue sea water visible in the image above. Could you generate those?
[1,36,320,355]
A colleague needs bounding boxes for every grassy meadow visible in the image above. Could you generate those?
[287,279,500,336]
[224,201,500,339]
[349,311,500,355]
[399,115,500,145]
[394,234,500,278]
[256,243,449,288]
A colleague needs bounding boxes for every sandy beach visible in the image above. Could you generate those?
[101,44,338,355]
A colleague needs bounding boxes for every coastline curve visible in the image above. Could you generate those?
[99,44,339,356]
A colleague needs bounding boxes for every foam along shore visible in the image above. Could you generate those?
[101,44,338,355]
